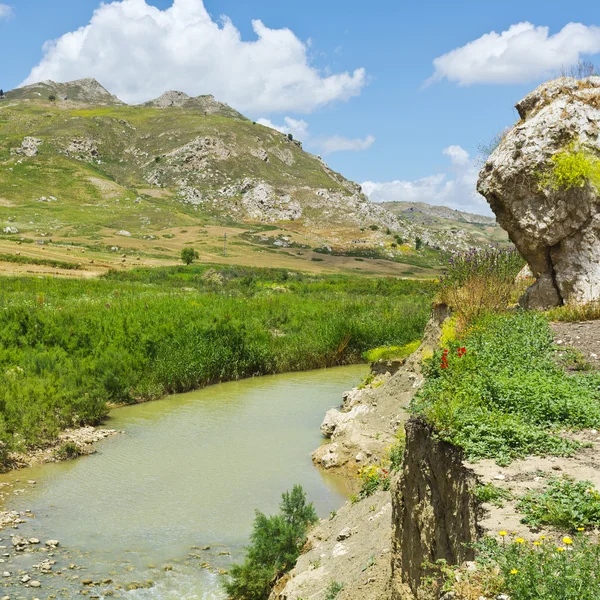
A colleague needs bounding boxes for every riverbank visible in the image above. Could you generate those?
[0,266,435,471]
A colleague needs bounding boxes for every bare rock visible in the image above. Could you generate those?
[12,137,42,157]
[477,77,600,307]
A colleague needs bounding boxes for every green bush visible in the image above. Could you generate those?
[180,247,199,265]
[324,581,344,600]
[412,312,600,465]
[517,478,600,530]
[222,485,318,600]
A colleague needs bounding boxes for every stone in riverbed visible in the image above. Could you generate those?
[45,539,59,548]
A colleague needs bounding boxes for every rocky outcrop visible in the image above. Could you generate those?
[390,419,478,600]
[477,77,600,308]
[12,136,42,157]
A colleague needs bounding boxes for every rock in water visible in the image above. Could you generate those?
[477,76,600,308]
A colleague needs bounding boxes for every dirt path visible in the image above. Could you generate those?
[550,320,600,369]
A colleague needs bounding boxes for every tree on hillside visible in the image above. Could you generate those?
[415,237,423,251]
[48,94,56,102]
[181,248,199,265]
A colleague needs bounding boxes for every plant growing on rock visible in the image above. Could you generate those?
[539,142,600,191]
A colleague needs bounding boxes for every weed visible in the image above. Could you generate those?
[475,483,512,507]
[517,477,600,530]
[539,142,600,191]
[362,340,420,363]
[324,581,344,600]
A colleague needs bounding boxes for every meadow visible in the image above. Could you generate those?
[0,265,436,467]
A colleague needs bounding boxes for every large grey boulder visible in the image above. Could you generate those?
[477,76,600,308]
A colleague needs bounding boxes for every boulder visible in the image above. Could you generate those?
[477,76,600,307]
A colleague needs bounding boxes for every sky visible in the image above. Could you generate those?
[1,0,600,215]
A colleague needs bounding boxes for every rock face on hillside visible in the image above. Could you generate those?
[145,91,246,120]
[477,77,600,308]
[5,78,124,105]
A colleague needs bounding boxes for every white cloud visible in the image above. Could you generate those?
[362,145,492,215]
[21,0,366,112]
[0,4,13,20]
[429,22,600,85]
[257,118,374,153]
[317,134,375,154]
[257,117,309,140]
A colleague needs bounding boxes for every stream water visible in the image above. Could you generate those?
[0,365,365,599]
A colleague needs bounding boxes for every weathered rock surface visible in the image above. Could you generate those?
[12,136,42,157]
[477,76,600,308]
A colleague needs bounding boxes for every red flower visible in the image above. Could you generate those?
[457,347,467,358]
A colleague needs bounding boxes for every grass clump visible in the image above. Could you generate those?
[546,300,600,322]
[517,477,600,530]
[438,247,524,329]
[222,485,318,600]
[539,143,600,191]
[412,311,600,465]
[362,340,420,363]
[427,534,600,600]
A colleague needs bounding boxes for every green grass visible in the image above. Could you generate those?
[0,252,81,269]
[362,340,421,363]
[412,311,600,465]
[0,266,435,468]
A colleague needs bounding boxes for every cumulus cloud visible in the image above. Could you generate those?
[362,145,492,215]
[317,134,375,154]
[257,117,309,140]
[20,0,366,112]
[429,22,600,85]
[0,4,13,20]
[257,118,374,153]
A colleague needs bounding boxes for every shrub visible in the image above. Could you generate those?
[475,483,512,507]
[438,247,524,328]
[222,485,318,600]
[180,247,199,265]
[48,94,56,102]
[517,478,600,530]
[415,237,423,250]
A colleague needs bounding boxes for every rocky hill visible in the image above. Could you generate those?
[0,78,497,277]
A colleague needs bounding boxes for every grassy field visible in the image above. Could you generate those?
[0,265,436,468]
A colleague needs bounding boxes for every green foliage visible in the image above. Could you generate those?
[0,268,434,466]
[0,253,81,270]
[428,535,600,600]
[180,247,199,265]
[415,237,423,250]
[413,312,600,465]
[539,143,600,191]
[475,483,512,507]
[324,581,344,600]
[362,340,420,363]
[48,94,56,102]
[222,485,318,600]
[517,478,600,530]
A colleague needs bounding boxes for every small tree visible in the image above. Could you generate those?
[223,485,318,600]
[181,247,198,265]
[415,237,423,251]
[48,94,56,102]
[287,133,293,141]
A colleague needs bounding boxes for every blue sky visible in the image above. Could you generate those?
[1,0,600,214]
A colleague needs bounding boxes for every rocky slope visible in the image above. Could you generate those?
[478,76,600,308]
[0,78,487,267]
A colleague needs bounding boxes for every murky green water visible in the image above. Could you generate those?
[0,365,365,599]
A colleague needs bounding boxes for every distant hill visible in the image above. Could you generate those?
[382,201,509,248]
[0,79,506,278]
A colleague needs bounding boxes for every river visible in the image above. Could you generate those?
[0,364,365,599]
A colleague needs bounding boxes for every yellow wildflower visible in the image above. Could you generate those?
[510,569,518,575]
[499,531,508,537]
[533,541,541,546]
[577,527,585,532]
[557,547,566,552]
[515,537,525,544]
[563,537,573,545]
[540,535,546,540]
